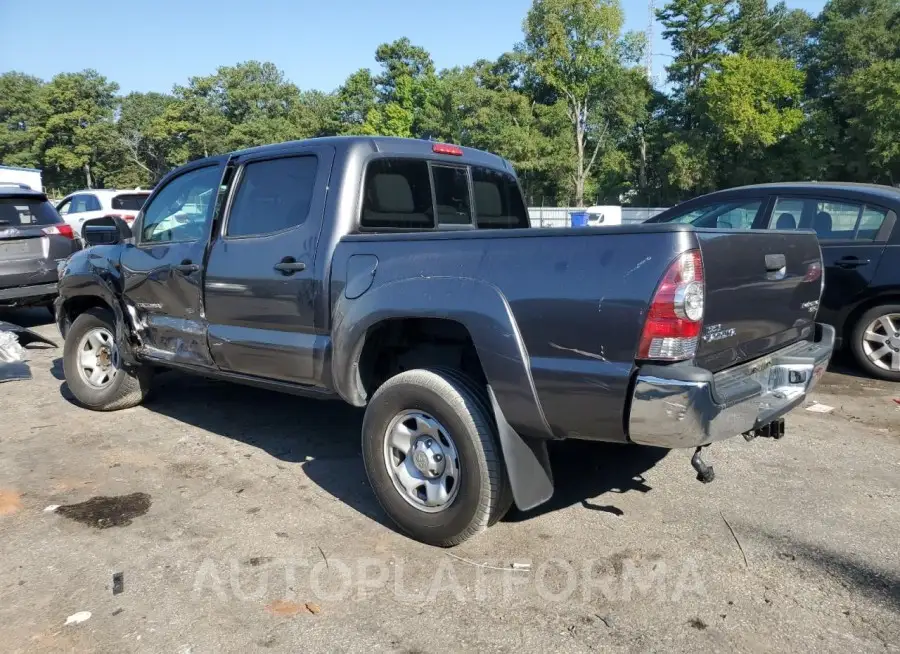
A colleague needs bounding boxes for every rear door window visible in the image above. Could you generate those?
[112,194,149,211]
[471,166,529,228]
[767,196,889,241]
[361,159,434,229]
[226,156,318,237]
[69,195,90,213]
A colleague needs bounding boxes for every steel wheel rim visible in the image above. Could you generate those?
[383,410,461,513]
[861,312,900,372]
[77,327,119,389]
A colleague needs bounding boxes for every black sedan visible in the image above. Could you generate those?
[0,187,82,313]
[647,182,900,381]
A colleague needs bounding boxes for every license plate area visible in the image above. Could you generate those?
[0,239,42,261]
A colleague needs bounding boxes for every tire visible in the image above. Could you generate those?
[850,304,900,382]
[63,307,153,410]
[362,368,511,547]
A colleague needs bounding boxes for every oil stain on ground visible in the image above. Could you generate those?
[56,492,151,528]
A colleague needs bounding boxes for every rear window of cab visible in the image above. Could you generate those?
[360,158,529,230]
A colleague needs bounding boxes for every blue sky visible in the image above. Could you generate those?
[1,0,826,94]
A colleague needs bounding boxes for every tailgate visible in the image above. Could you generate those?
[694,230,822,372]
[0,231,55,289]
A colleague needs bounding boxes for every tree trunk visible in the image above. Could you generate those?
[84,163,93,189]
[638,129,648,193]
[574,111,585,207]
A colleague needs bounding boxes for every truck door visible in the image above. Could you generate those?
[204,145,334,385]
[118,161,225,366]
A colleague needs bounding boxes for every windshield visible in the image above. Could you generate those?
[112,193,149,211]
[0,198,61,227]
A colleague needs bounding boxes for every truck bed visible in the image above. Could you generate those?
[332,224,823,444]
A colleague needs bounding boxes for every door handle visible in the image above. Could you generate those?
[274,257,306,275]
[174,260,199,274]
[835,256,870,268]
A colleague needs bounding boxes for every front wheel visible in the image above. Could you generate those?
[362,368,511,547]
[62,308,153,410]
[850,304,900,381]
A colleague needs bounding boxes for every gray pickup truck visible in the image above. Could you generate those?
[56,137,834,546]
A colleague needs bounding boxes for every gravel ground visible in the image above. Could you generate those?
[1,308,898,654]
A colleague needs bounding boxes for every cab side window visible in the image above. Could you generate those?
[140,166,222,244]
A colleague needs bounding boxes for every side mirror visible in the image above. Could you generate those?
[81,216,133,246]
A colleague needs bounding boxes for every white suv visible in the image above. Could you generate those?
[56,189,151,237]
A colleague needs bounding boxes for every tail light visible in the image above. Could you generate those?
[637,249,705,361]
[42,224,74,239]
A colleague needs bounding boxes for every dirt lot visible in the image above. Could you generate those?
[1,308,898,653]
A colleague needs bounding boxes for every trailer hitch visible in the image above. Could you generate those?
[742,418,786,442]
[691,446,715,483]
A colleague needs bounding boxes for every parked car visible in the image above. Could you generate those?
[56,188,151,238]
[646,183,900,381]
[56,137,833,546]
[0,187,81,312]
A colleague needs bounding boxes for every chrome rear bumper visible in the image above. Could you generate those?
[628,324,835,448]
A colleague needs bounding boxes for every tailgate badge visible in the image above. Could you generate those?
[702,324,736,343]
[801,300,819,314]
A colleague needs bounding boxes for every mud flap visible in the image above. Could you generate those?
[488,386,554,511]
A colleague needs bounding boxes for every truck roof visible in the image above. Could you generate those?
[191,136,512,173]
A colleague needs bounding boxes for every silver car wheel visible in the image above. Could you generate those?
[383,410,461,513]
[77,327,119,389]
[862,313,900,372]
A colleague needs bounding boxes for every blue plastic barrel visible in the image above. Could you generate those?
[570,211,589,227]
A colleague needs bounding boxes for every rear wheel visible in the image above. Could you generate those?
[850,304,900,381]
[362,368,511,547]
[63,308,153,410]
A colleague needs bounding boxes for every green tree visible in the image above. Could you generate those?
[115,91,178,186]
[361,38,439,138]
[0,72,44,169]
[702,54,804,148]
[36,70,119,189]
[657,0,732,115]
[842,60,900,182]
[333,69,377,134]
[521,0,647,206]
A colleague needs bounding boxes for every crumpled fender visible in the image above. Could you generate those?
[55,247,142,367]
[331,276,553,442]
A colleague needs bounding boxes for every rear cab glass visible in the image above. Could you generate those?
[0,197,62,227]
[112,193,149,211]
[359,157,528,231]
